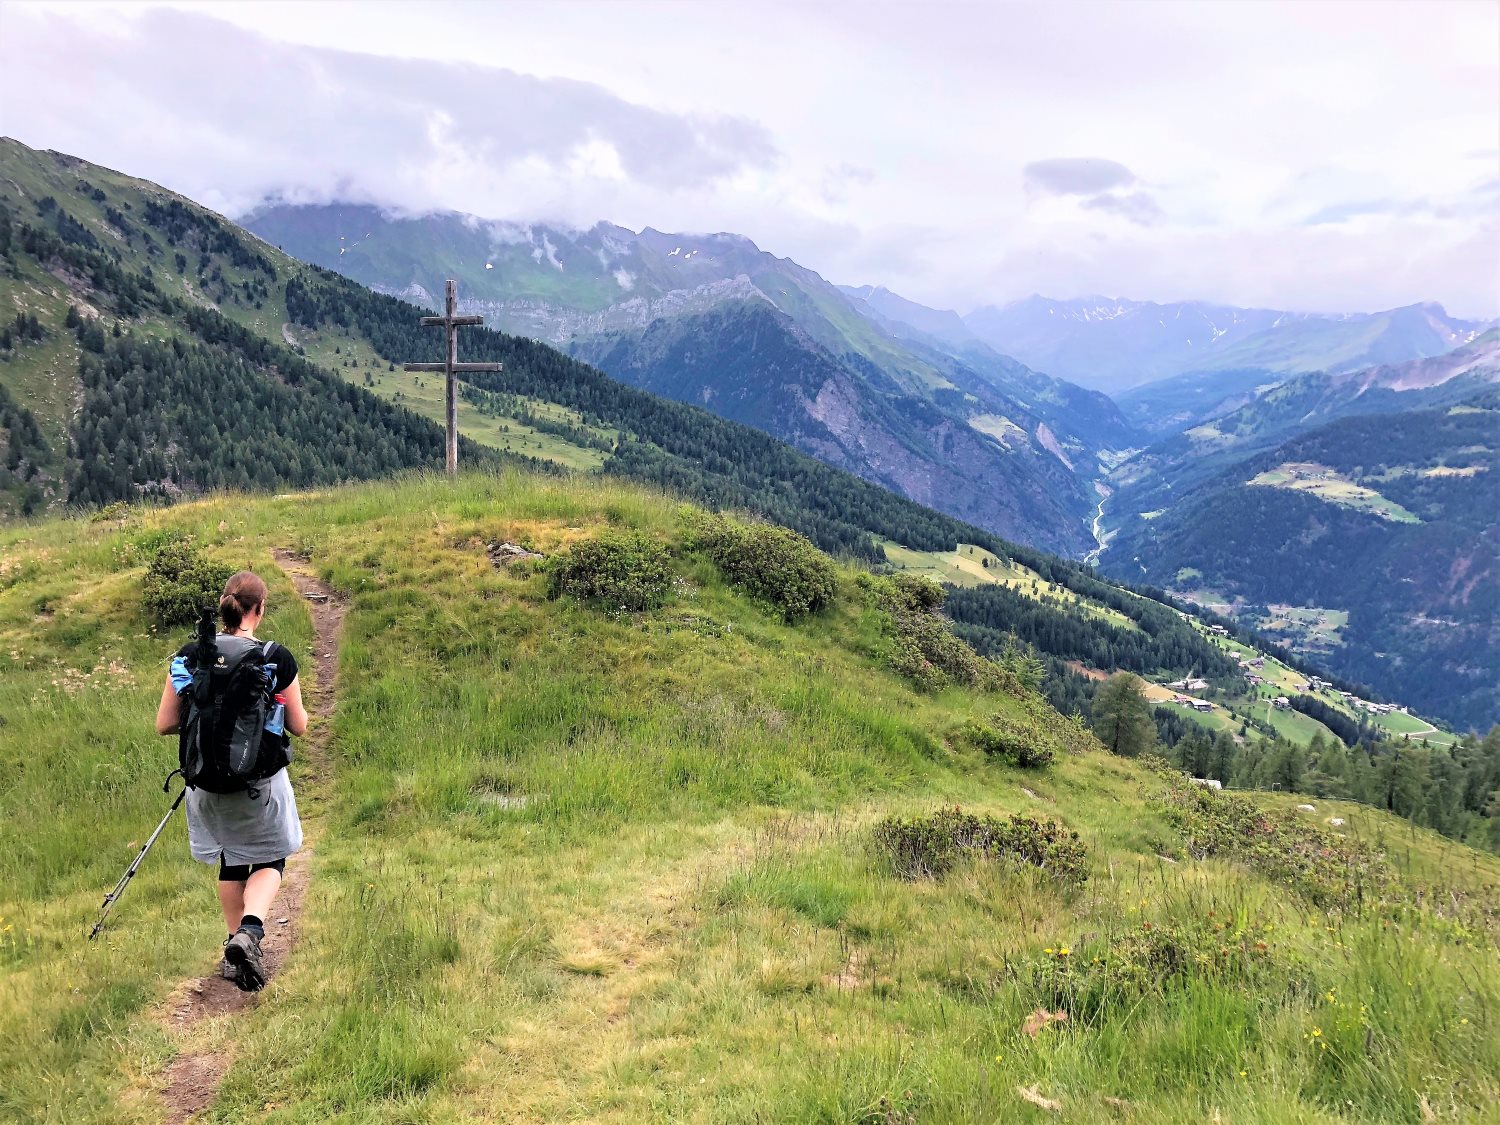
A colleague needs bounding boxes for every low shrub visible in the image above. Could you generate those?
[141,538,232,626]
[546,530,673,613]
[684,511,837,621]
[1027,907,1301,1022]
[963,713,1058,769]
[872,808,1088,885]
[859,573,1017,694]
[1153,762,1391,909]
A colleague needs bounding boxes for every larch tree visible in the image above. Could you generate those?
[1091,672,1158,758]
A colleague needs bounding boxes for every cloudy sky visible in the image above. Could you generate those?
[2,0,1496,317]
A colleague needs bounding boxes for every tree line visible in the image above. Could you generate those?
[1086,672,1500,852]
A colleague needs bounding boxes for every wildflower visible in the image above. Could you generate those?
[1058,947,1071,957]
[1044,948,1054,954]
[1238,1070,1247,1078]
[1459,1018,1469,1025]
[995,1054,1003,1062]
[1312,1027,1322,1037]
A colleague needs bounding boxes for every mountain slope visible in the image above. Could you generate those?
[1108,334,1500,517]
[965,295,1490,393]
[1104,389,1500,730]
[0,142,480,515]
[0,137,1256,691]
[568,298,1096,550]
[5,472,1499,1121]
[246,202,1123,554]
[838,283,1138,456]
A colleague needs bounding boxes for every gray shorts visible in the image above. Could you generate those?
[186,768,303,866]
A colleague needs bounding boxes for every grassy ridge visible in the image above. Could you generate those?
[2,471,1498,1123]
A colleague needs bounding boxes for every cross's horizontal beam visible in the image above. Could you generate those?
[419,315,485,327]
[404,362,504,373]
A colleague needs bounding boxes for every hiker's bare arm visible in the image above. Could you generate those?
[156,677,181,735]
[283,675,309,737]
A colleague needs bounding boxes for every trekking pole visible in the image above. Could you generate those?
[88,773,186,941]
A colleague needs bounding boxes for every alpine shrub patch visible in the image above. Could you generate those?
[1153,761,1392,909]
[140,537,232,626]
[859,573,1016,694]
[546,530,673,613]
[963,713,1058,769]
[684,511,837,621]
[872,808,1088,885]
[1027,906,1302,1023]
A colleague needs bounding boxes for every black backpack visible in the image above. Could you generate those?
[178,609,291,794]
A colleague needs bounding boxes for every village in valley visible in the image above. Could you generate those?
[1152,615,1453,749]
[875,540,1456,753]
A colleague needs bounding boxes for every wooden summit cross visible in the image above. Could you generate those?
[404,279,502,476]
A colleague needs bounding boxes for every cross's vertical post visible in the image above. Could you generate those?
[403,279,503,479]
[444,280,459,476]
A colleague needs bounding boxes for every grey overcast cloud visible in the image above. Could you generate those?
[1,0,1496,317]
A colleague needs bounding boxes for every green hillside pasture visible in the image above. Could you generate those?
[2,472,1498,1123]
[1252,604,1349,653]
[1247,463,1420,524]
[883,541,1138,631]
[1365,707,1455,744]
[0,264,83,450]
[1252,695,1340,744]
[290,324,612,471]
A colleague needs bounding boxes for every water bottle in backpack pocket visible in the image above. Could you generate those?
[264,693,286,737]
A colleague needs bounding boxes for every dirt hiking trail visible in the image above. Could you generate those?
[157,550,343,1123]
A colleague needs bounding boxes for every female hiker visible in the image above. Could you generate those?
[154,570,309,992]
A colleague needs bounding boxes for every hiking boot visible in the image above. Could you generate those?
[223,928,266,992]
[219,935,238,981]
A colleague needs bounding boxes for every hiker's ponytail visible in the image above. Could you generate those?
[219,571,268,631]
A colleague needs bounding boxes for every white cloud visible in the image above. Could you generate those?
[1,0,1496,318]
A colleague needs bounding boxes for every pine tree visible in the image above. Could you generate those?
[1091,672,1157,757]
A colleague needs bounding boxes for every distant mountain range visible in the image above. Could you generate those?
[245,203,1136,555]
[963,295,1491,393]
[1101,338,1500,729]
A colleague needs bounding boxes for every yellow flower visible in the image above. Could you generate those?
[1238,1070,1248,1078]
[1459,1018,1469,1025]
[1058,947,1071,957]
[1311,1027,1322,1037]
[995,1054,1004,1062]
[1043,948,1054,954]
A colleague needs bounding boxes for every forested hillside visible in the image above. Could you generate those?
[1106,391,1500,730]
[0,144,489,513]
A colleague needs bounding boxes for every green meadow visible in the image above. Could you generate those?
[2,471,1497,1123]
